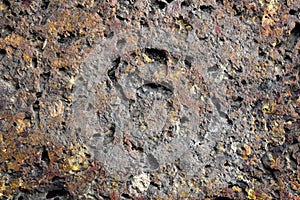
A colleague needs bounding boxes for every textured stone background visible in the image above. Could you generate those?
[0,0,299,199]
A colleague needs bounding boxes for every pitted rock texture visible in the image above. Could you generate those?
[72,29,216,175]
[1,0,299,199]
[70,19,296,198]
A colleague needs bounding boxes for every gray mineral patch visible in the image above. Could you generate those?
[71,27,259,183]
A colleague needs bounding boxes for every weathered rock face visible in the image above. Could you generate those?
[71,15,299,198]
[0,0,299,199]
[72,29,215,176]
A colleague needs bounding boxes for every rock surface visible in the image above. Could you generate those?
[0,0,299,199]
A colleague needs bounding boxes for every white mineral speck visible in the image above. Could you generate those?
[132,173,150,193]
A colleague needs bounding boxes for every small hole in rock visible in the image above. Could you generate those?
[184,56,193,70]
[155,0,167,9]
[121,193,131,199]
[275,75,282,81]
[2,0,10,8]
[214,197,233,200]
[200,5,214,13]
[145,48,168,64]
[41,146,50,165]
[284,55,292,63]
[36,92,42,98]
[291,22,300,37]
[41,0,50,10]
[258,47,267,57]
[104,31,114,38]
[52,176,65,182]
[140,18,148,27]
[116,15,128,22]
[224,161,230,167]
[33,101,40,111]
[59,66,67,73]
[226,114,233,125]
[76,3,84,9]
[108,57,120,83]
[46,189,69,199]
[57,31,77,44]
[0,49,6,58]
[32,57,38,68]
[234,96,244,102]
[216,0,224,5]
[1,26,14,38]
[232,4,244,16]
[181,1,189,8]
[42,71,51,79]
[289,9,297,15]
[241,79,247,85]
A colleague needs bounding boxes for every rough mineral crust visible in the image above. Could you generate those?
[0,0,299,199]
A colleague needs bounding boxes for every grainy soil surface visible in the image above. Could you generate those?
[0,0,299,199]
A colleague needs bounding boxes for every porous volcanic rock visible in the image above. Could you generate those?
[0,0,299,199]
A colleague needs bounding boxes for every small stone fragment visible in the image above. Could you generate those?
[131,173,151,193]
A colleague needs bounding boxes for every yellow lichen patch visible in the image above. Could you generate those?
[261,0,281,37]
[15,118,31,133]
[66,76,75,90]
[65,145,90,173]
[0,3,8,11]
[168,70,181,82]
[0,178,8,199]
[238,174,244,180]
[4,33,24,48]
[0,175,23,199]
[262,102,276,114]
[246,188,256,199]
[219,145,226,152]
[190,84,200,95]
[68,156,81,172]
[179,191,190,198]
[47,22,59,36]
[10,178,23,189]
[232,185,242,193]
[50,58,69,69]
[244,144,251,156]
[23,53,32,63]
[175,18,193,32]
[110,181,119,189]
[47,9,101,40]
[143,54,154,63]
[266,0,280,15]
